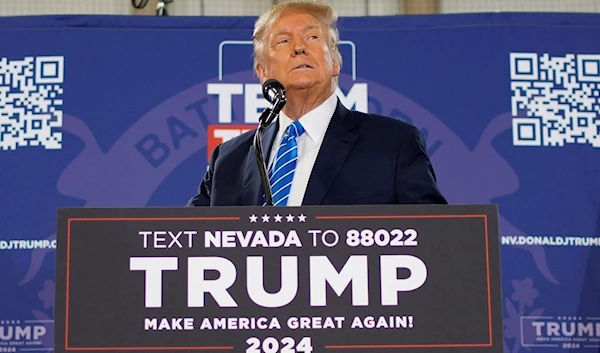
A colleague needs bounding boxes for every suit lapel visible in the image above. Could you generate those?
[242,121,279,205]
[303,102,358,205]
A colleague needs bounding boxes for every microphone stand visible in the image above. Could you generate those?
[253,96,286,206]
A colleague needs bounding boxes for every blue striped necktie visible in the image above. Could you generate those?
[268,120,305,206]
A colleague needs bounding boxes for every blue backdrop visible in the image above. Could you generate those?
[0,12,599,353]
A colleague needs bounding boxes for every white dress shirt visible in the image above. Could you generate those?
[267,92,337,206]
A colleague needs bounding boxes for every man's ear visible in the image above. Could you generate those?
[256,63,267,83]
[333,60,340,77]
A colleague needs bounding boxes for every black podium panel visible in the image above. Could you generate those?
[55,204,503,352]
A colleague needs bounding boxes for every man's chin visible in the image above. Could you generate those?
[284,80,320,92]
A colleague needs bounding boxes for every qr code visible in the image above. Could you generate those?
[510,52,600,147]
[0,56,64,150]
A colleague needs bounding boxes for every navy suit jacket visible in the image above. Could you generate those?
[187,100,447,206]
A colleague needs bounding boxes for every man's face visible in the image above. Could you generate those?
[256,11,340,93]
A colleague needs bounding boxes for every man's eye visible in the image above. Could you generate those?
[277,39,289,44]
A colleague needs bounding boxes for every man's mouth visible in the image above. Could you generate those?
[294,64,313,69]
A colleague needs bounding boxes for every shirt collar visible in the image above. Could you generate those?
[277,92,338,144]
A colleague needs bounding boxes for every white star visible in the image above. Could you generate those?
[286,214,295,223]
[262,214,270,223]
[249,214,258,223]
[298,214,307,222]
[274,214,283,222]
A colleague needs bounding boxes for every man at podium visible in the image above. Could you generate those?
[187,0,446,207]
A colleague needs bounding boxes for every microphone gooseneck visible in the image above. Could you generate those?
[253,79,287,206]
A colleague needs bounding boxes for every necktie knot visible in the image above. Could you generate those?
[283,120,305,142]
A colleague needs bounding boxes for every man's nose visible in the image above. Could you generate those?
[293,41,306,55]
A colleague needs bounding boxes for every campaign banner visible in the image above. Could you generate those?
[54,204,502,352]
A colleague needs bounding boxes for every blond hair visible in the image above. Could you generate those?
[252,0,343,77]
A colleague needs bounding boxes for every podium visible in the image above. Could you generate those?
[54,204,504,352]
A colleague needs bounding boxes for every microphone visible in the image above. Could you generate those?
[259,79,286,127]
[262,79,285,104]
[253,79,287,206]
